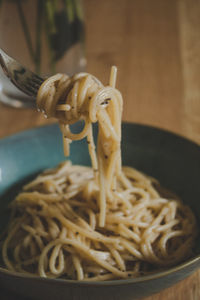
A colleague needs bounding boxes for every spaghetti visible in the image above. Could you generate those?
[1,67,198,281]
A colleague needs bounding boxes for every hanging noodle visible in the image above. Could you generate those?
[1,67,198,281]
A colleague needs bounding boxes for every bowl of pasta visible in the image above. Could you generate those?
[0,67,200,299]
[0,122,200,300]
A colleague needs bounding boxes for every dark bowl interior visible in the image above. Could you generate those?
[0,122,200,300]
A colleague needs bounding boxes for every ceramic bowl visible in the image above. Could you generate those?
[0,123,200,300]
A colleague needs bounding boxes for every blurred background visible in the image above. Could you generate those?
[0,0,200,146]
[0,1,200,299]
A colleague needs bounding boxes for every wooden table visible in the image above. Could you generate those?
[0,0,200,299]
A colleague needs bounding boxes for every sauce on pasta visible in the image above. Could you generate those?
[1,67,198,281]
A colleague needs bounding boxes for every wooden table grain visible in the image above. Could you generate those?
[0,0,200,299]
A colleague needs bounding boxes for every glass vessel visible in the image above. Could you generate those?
[0,0,86,108]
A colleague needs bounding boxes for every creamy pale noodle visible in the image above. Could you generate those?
[1,67,198,281]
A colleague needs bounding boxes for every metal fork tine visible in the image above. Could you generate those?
[27,77,41,88]
[32,75,44,85]
[0,48,45,101]
[24,84,38,97]
[31,80,43,90]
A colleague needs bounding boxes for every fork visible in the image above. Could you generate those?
[0,48,44,99]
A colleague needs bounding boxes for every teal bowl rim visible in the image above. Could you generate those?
[0,122,200,286]
[0,255,199,286]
